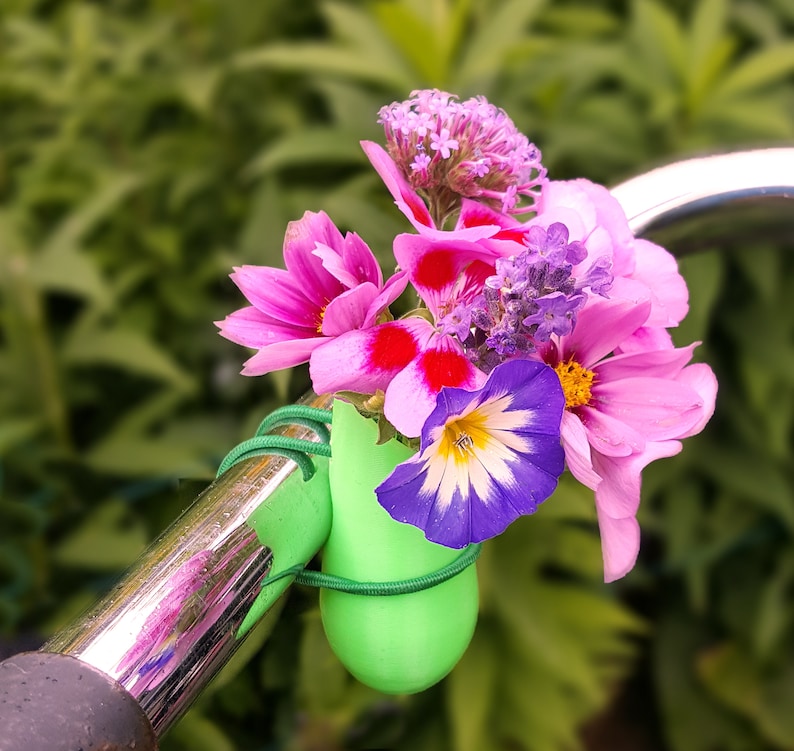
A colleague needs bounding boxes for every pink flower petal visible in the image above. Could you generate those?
[597,514,641,583]
[216,307,308,348]
[393,234,497,315]
[630,239,689,327]
[312,232,383,289]
[241,336,328,375]
[675,363,718,438]
[562,297,651,367]
[321,283,379,336]
[231,266,318,329]
[283,211,346,307]
[384,335,483,438]
[577,405,645,457]
[594,343,698,382]
[361,270,410,328]
[592,440,682,520]
[593,439,684,581]
[360,140,434,229]
[593,377,709,441]
[560,411,602,491]
[309,319,427,396]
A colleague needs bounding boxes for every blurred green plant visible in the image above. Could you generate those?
[2,0,793,749]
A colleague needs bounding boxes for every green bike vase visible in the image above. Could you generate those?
[320,399,479,694]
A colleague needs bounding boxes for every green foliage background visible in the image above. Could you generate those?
[2,0,794,749]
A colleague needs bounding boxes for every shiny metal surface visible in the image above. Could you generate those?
[45,391,333,737]
[610,147,794,251]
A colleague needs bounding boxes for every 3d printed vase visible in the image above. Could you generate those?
[320,399,479,694]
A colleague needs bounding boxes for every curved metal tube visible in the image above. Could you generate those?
[610,147,794,251]
[44,390,333,738]
[4,147,792,746]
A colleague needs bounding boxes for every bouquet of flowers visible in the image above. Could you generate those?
[217,89,717,692]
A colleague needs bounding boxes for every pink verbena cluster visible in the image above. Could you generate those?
[217,89,717,582]
[377,89,545,224]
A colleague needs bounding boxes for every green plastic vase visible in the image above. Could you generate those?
[320,399,479,694]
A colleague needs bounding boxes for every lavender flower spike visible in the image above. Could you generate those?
[376,360,565,548]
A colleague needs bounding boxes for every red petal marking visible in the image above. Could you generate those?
[406,194,433,227]
[368,324,419,371]
[419,349,473,393]
[494,227,528,244]
[413,249,459,291]
[459,205,498,228]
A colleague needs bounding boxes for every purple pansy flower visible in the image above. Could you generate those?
[375,359,566,548]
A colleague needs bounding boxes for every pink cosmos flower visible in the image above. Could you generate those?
[216,210,408,375]
[537,295,717,582]
[530,178,689,349]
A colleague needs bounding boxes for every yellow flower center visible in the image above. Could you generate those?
[315,305,327,334]
[554,358,595,409]
[440,413,489,463]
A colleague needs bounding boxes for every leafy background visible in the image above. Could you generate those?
[1,0,793,749]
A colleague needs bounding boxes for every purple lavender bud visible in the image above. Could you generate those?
[577,256,614,297]
[522,292,586,341]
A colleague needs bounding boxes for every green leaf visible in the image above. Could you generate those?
[698,446,794,532]
[230,43,413,89]
[687,0,730,102]
[84,433,208,476]
[40,173,143,260]
[454,0,547,92]
[52,499,148,570]
[655,611,757,751]
[168,710,236,751]
[446,625,497,751]
[713,42,794,97]
[630,0,687,86]
[62,326,194,389]
[0,416,41,452]
[243,128,366,178]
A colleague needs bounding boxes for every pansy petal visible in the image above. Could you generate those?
[378,359,565,547]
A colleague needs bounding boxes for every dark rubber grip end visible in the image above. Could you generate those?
[0,651,157,751]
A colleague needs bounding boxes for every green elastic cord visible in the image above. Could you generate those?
[262,542,482,596]
[216,435,332,480]
[217,403,480,597]
[216,405,333,480]
[255,405,333,444]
